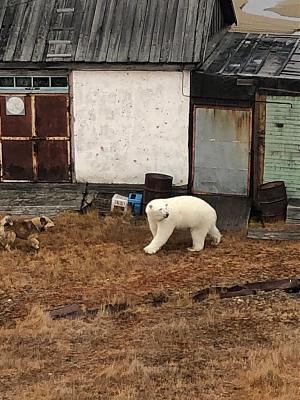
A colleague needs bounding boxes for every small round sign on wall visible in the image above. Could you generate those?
[5,96,25,116]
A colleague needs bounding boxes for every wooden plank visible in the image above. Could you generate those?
[283,65,300,73]
[289,54,300,62]
[46,53,72,58]
[0,182,85,190]
[127,0,148,62]
[56,8,75,13]
[193,278,300,302]
[19,2,47,61]
[3,2,28,62]
[106,0,127,62]
[287,203,300,223]
[243,36,275,75]
[149,0,168,62]
[32,0,57,62]
[49,304,83,320]
[48,40,72,45]
[252,93,266,203]
[170,0,189,62]
[0,4,16,60]
[181,0,200,62]
[75,0,97,61]
[276,38,299,76]
[85,0,108,62]
[54,0,75,60]
[97,0,117,62]
[0,0,9,28]
[12,0,35,61]
[45,0,69,60]
[193,0,213,62]
[0,182,85,216]
[247,228,300,241]
[67,0,87,60]
[160,0,179,62]
[117,0,138,62]
[138,0,158,62]
[224,36,260,74]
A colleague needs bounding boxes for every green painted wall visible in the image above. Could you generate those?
[264,96,300,199]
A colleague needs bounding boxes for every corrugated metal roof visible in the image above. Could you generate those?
[200,32,300,78]
[0,0,236,64]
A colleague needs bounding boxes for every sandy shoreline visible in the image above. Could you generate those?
[232,0,300,33]
[268,0,300,18]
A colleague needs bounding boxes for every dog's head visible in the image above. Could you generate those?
[145,199,170,221]
[0,215,14,227]
[30,215,55,232]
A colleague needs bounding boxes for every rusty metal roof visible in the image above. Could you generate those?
[0,0,236,65]
[200,32,300,78]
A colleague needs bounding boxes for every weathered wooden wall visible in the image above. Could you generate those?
[0,183,85,216]
[0,0,235,64]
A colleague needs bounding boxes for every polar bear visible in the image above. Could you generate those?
[143,195,221,254]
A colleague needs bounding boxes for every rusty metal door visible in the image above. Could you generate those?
[0,94,71,182]
[193,106,252,195]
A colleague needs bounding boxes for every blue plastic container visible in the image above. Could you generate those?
[128,193,143,215]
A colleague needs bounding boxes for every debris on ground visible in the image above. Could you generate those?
[193,277,300,302]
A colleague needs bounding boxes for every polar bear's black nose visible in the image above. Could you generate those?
[165,212,169,218]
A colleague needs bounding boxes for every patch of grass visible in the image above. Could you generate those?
[0,210,299,399]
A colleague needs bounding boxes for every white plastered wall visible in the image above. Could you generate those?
[71,70,190,185]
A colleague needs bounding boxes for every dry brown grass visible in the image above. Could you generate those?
[0,210,300,399]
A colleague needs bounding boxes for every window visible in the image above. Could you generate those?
[0,77,14,87]
[0,75,68,92]
[51,77,68,87]
[16,77,32,87]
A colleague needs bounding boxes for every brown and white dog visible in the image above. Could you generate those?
[0,215,54,251]
[0,215,16,251]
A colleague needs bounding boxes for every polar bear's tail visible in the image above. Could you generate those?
[208,224,221,246]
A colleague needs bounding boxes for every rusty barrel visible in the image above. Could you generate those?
[257,181,288,221]
[143,173,173,212]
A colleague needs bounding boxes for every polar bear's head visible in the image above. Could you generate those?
[145,199,169,221]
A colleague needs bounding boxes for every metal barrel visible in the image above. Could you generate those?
[257,181,288,221]
[143,173,173,212]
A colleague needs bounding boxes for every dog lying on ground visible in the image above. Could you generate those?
[0,215,54,251]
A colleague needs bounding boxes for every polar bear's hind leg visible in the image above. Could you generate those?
[188,227,206,252]
[209,224,221,246]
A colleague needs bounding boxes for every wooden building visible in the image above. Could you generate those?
[0,0,237,217]
[0,0,236,185]
[192,32,300,226]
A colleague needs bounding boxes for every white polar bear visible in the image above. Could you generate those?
[143,195,221,254]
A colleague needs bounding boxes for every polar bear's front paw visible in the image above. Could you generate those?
[143,245,158,254]
[187,247,203,252]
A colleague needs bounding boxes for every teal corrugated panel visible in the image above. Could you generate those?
[264,96,300,198]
